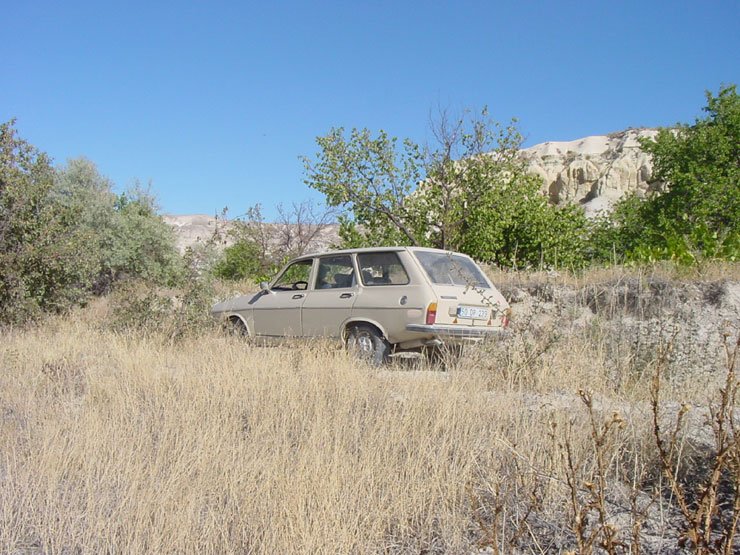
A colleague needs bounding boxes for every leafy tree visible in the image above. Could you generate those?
[592,85,739,264]
[641,84,738,261]
[419,109,587,268]
[302,128,423,247]
[54,160,183,290]
[108,186,183,285]
[0,122,98,323]
[0,122,184,324]
[213,240,266,281]
[214,201,336,281]
[303,108,588,268]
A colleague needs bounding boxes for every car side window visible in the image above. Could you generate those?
[315,255,355,289]
[272,259,313,291]
[358,252,409,286]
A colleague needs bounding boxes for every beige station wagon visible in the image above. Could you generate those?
[211,247,510,364]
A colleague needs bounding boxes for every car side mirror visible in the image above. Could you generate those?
[259,281,269,291]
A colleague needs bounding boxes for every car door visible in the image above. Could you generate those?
[251,258,314,337]
[301,254,357,338]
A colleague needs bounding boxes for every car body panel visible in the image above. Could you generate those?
[302,288,357,337]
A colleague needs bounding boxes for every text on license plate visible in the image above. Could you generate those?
[457,306,489,320]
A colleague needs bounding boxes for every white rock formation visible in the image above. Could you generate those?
[520,128,660,217]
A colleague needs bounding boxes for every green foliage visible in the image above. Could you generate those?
[302,127,423,247]
[457,173,588,269]
[212,201,335,282]
[213,239,267,281]
[54,159,183,291]
[591,84,739,264]
[303,109,588,269]
[0,121,183,325]
[587,195,647,264]
[0,121,99,323]
[108,187,183,286]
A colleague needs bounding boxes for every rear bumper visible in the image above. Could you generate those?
[405,324,509,340]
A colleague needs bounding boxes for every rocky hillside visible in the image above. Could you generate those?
[162,214,339,255]
[521,128,660,217]
[165,128,661,251]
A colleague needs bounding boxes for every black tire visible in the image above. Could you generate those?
[224,316,249,337]
[346,324,390,366]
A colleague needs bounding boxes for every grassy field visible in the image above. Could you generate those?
[1,269,738,553]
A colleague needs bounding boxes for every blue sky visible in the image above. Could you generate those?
[3,1,738,219]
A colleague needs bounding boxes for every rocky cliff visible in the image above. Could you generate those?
[520,128,660,217]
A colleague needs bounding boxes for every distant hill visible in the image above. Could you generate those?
[165,128,660,251]
[162,214,340,255]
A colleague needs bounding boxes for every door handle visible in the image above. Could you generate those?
[339,293,354,299]
[292,294,304,299]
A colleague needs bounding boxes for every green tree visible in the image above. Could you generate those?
[642,84,739,261]
[0,122,98,323]
[419,109,587,268]
[0,122,184,324]
[54,160,183,290]
[592,85,739,264]
[213,201,337,281]
[302,128,423,247]
[213,240,266,281]
[303,108,588,268]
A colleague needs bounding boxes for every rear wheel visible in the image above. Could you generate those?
[346,324,390,366]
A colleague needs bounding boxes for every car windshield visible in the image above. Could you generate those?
[413,251,489,288]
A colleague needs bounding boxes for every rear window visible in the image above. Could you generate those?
[358,252,409,286]
[413,251,489,288]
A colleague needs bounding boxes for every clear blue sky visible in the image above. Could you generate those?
[3,1,738,219]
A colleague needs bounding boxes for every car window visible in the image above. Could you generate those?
[413,251,489,288]
[315,255,355,289]
[358,252,409,286]
[272,259,313,291]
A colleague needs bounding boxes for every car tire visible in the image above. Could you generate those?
[346,324,390,366]
[224,316,249,337]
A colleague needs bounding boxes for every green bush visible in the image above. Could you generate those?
[589,85,739,265]
[0,121,184,325]
[0,122,100,323]
[213,239,267,281]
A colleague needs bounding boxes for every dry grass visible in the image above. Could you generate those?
[0,281,737,552]
[485,260,740,289]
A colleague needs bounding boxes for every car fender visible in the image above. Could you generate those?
[224,312,253,336]
[340,317,389,344]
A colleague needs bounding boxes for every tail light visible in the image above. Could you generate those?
[501,308,511,328]
[426,302,437,325]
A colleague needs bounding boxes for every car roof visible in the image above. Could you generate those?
[295,246,471,261]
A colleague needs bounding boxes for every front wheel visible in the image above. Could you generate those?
[346,324,390,366]
[224,316,249,338]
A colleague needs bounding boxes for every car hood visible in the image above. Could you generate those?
[211,293,260,315]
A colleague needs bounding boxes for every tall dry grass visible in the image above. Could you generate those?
[0,291,737,552]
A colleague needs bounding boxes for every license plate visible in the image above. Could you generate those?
[457,306,489,320]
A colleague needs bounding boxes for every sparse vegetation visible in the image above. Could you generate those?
[1,266,738,553]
